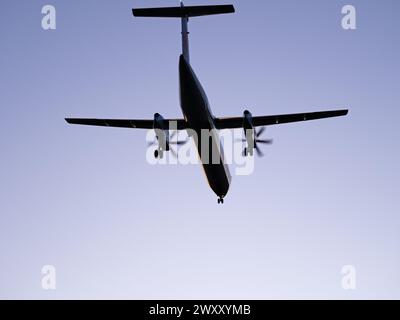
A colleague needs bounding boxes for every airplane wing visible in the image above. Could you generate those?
[65,109,348,130]
[65,118,187,130]
[214,109,348,129]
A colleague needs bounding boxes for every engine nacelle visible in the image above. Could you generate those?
[242,110,253,130]
[242,110,256,156]
[153,113,166,130]
[153,113,170,158]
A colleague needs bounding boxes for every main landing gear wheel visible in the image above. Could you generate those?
[154,149,163,159]
[217,198,224,204]
[243,147,254,157]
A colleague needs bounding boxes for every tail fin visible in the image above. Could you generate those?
[132,3,235,63]
[132,5,235,18]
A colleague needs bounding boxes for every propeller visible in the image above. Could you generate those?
[147,130,189,158]
[237,127,273,157]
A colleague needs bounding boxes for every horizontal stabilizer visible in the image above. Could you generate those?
[132,5,235,18]
[65,118,187,130]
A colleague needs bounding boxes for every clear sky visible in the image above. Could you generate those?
[1,0,399,299]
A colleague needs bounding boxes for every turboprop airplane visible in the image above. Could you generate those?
[65,2,348,204]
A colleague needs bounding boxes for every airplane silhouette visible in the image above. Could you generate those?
[65,2,348,204]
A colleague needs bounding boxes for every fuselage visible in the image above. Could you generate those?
[179,54,231,198]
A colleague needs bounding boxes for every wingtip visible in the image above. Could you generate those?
[337,109,349,116]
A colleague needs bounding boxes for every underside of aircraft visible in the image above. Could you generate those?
[65,2,348,203]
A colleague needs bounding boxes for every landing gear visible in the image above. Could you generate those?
[154,149,164,159]
[242,147,253,157]
[217,198,224,204]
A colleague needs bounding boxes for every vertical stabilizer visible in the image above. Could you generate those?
[180,1,190,63]
[132,3,235,63]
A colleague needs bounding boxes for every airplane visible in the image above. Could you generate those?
[65,2,348,204]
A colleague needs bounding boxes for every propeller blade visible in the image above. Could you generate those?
[256,126,266,137]
[176,140,188,145]
[256,139,273,145]
[147,139,156,147]
[170,147,178,158]
[255,146,264,157]
[170,138,188,146]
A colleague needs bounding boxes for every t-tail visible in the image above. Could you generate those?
[132,2,235,63]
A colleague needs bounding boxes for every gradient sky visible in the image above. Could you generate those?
[1,0,399,299]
